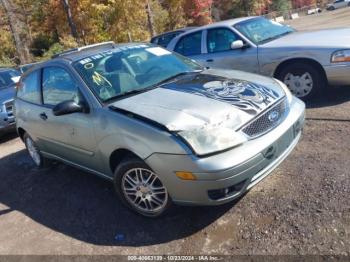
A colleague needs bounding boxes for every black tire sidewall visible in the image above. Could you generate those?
[113,158,172,218]
[278,62,325,101]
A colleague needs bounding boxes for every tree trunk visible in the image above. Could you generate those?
[61,0,80,44]
[0,0,32,64]
[146,0,156,37]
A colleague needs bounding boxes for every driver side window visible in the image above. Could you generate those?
[42,67,79,106]
[207,28,240,53]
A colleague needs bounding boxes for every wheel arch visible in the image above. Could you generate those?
[17,127,26,141]
[273,58,328,83]
[109,148,143,174]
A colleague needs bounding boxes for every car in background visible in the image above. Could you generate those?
[15,42,305,217]
[150,27,196,48]
[166,17,350,101]
[326,0,350,10]
[0,68,20,135]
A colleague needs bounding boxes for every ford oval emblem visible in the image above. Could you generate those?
[268,111,280,122]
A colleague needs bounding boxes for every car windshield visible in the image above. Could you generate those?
[234,17,294,45]
[74,44,203,102]
[0,69,21,89]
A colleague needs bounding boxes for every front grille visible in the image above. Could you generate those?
[241,98,288,138]
[4,100,14,117]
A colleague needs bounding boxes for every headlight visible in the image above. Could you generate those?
[331,50,350,63]
[275,78,293,103]
[178,127,247,156]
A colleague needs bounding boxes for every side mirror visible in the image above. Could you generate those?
[53,100,87,116]
[231,40,245,50]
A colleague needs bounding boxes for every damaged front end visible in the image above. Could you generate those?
[109,71,290,157]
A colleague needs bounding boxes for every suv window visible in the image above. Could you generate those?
[207,28,239,53]
[17,70,41,104]
[174,31,202,56]
[42,67,79,106]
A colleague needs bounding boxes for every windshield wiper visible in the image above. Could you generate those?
[155,70,203,87]
[259,31,293,45]
[104,88,154,103]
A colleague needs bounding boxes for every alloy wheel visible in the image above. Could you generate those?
[121,168,168,215]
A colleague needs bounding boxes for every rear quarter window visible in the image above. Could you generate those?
[174,31,202,56]
[157,32,181,48]
[17,70,41,104]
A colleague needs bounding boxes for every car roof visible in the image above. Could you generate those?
[185,17,257,32]
[166,17,258,49]
[0,67,18,73]
[39,42,151,65]
[19,62,41,68]
[152,27,197,39]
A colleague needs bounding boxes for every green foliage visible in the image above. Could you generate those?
[37,35,78,61]
[0,28,17,66]
[272,0,292,12]
[30,34,53,56]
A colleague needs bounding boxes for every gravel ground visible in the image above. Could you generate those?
[0,11,350,256]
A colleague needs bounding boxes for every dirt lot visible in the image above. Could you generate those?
[0,10,350,256]
[286,7,350,30]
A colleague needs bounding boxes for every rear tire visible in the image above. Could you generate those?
[23,133,49,168]
[113,157,172,218]
[277,62,326,101]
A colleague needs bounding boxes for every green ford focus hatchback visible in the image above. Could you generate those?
[15,42,305,217]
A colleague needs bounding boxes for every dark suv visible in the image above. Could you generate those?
[0,68,20,135]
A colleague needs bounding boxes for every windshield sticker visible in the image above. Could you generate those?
[92,71,112,88]
[79,58,92,65]
[78,44,149,65]
[84,63,94,70]
[146,47,171,56]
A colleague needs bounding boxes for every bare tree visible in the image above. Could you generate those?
[146,0,156,37]
[61,0,80,44]
[0,0,32,64]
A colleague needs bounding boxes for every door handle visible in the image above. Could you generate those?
[206,59,214,62]
[39,112,48,121]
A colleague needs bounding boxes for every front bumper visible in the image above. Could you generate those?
[324,63,350,86]
[0,113,15,133]
[145,97,305,206]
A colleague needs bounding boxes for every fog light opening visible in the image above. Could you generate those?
[208,180,247,200]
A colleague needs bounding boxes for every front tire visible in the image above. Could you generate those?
[114,157,172,217]
[277,62,326,101]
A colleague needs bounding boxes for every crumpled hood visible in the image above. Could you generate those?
[262,28,350,48]
[110,69,285,131]
[0,85,16,103]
